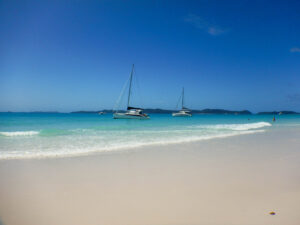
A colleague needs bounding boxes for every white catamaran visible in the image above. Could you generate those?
[113,65,150,119]
[172,87,192,117]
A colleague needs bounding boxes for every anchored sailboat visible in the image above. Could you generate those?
[172,87,192,117]
[113,64,149,119]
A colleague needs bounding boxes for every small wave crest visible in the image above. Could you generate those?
[193,122,271,131]
[0,131,39,137]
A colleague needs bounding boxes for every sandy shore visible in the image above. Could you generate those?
[0,128,300,225]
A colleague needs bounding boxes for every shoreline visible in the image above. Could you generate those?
[0,128,268,161]
[0,122,276,160]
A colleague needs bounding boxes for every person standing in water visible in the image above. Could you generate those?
[273,116,276,122]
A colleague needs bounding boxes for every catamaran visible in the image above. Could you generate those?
[113,65,149,119]
[172,87,192,117]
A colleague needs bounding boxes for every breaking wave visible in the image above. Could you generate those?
[193,122,272,131]
[0,131,40,137]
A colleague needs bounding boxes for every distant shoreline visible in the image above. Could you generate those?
[1,109,299,115]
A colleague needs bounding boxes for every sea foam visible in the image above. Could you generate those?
[193,122,272,131]
[0,131,39,137]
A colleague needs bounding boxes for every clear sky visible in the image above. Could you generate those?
[1,0,300,112]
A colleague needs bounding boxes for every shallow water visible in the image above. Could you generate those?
[0,112,299,159]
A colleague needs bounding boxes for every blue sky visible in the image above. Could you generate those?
[0,0,300,112]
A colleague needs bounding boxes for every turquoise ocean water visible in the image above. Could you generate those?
[0,113,300,159]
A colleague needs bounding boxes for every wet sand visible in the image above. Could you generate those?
[0,128,300,225]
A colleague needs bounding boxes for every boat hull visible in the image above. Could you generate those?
[113,113,150,120]
[172,113,192,117]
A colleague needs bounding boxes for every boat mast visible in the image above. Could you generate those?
[182,87,184,109]
[127,64,134,108]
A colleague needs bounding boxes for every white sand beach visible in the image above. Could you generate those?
[0,128,300,225]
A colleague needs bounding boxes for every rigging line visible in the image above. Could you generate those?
[182,87,184,109]
[127,64,134,108]
[134,66,144,109]
[113,73,131,112]
[175,91,182,109]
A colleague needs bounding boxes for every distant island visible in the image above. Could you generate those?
[2,109,299,115]
[71,109,299,115]
[257,111,300,115]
